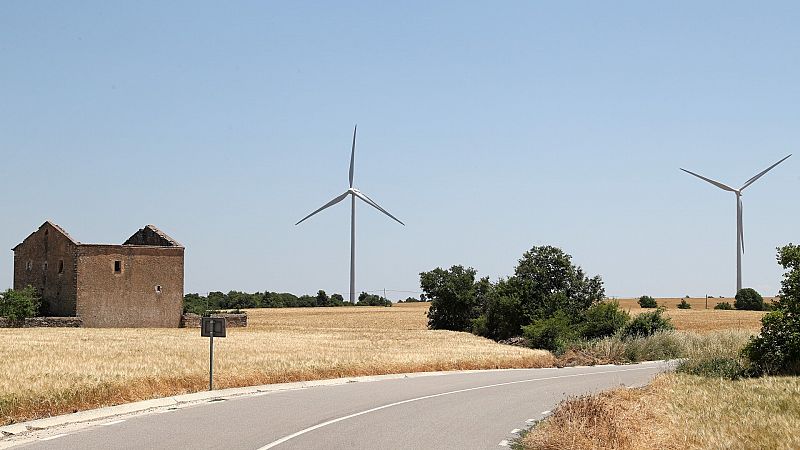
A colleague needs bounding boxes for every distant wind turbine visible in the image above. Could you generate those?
[681,154,792,293]
[295,125,405,303]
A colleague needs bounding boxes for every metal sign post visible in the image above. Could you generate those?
[201,317,227,391]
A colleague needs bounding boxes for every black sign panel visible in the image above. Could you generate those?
[201,317,227,337]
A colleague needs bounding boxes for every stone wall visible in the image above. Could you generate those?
[0,317,83,328]
[180,313,247,328]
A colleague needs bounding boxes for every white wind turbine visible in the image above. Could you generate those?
[681,154,792,293]
[295,125,405,303]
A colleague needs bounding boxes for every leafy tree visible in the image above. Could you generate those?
[421,266,479,331]
[735,288,765,311]
[0,286,41,320]
[357,292,391,306]
[638,295,657,308]
[622,307,673,338]
[508,246,604,323]
[743,244,800,375]
[581,301,630,339]
[315,290,330,307]
[330,293,345,305]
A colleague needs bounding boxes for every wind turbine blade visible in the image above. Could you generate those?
[738,196,744,254]
[680,168,737,192]
[295,191,350,225]
[740,154,792,191]
[353,191,405,226]
[349,125,357,188]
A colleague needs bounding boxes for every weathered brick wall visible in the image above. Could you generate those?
[0,317,83,328]
[13,222,79,316]
[180,313,248,328]
[77,245,184,328]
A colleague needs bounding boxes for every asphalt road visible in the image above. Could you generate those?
[15,362,670,450]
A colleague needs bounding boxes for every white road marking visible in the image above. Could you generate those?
[40,434,67,441]
[540,410,551,415]
[498,440,510,447]
[101,420,126,426]
[255,365,659,449]
[510,429,521,434]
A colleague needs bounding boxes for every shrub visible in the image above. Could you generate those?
[0,287,41,320]
[523,311,579,354]
[581,301,630,339]
[714,302,734,310]
[743,244,800,375]
[735,288,765,311]
[677,299,691,309]
[638,295,657,308]
[622,331,684,362]
[622,308,674,338]
[678,357,745,380]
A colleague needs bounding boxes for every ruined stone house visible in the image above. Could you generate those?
[12,221,184,327]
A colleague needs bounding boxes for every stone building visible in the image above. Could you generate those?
[12,221,184,327]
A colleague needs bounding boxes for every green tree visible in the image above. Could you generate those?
[735,288,765,311]
[421,265,479,331]
[330,293,345,305]
[316,290,330,307]
[744,244,800,375]
[581,300,630,339]
[638,295,657,308]
[508,246,605,323]
[0,286,41,320]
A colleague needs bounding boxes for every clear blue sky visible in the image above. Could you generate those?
[2,1,798,298]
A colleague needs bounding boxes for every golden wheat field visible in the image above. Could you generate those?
[0,303,552,425]
[614,298,766,333]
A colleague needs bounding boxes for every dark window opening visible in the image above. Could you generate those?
[44,229,49,236]
[114,261,122,273]
[43,261,48,271]
[58,260,64,274]
[26,261,32,271]
[155,285,162,294]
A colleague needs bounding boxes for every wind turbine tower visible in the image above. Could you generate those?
[681,154,791,293]
[295,126,405,303]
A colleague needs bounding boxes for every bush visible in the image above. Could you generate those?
[735,288,765,311]
[743,244,800,375]
[677,299,692,309]
[714,302,734,310]
[622,308,674,338]
[523,311,579,354]
[0,286,41,320]
[581,301,630,340]
[622,331,684,362]
[678,356,745,380]
[638,295,657,308]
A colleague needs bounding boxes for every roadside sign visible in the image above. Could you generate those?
[201,317,227,390]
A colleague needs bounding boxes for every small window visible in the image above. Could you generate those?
[58,260,64,274]
[26,261,32,271]
[43,261,48,271]
[155,285,162,294]
[114,260,122,273]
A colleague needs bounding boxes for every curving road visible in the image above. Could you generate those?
[12,362,670,450]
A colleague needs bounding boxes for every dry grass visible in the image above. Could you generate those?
[522,373,800,450]
[0,303,552,425]
[613,298,766,333]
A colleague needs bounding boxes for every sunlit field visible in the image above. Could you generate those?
[614,297,767,333]
[0,303,552,425]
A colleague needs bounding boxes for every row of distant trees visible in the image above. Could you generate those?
[182,290,425,314]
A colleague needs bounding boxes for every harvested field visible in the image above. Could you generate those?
[0,303,552,425]
[522,373,800,450]
[613,298,766,333]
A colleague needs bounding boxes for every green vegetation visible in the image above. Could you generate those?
[638,295,657,308]
[735,287,765,311]
[0,286,41,321]
[677,298,691,309]
[183,289,390,315]
[743,244,800,375]
[714,301,734,310]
